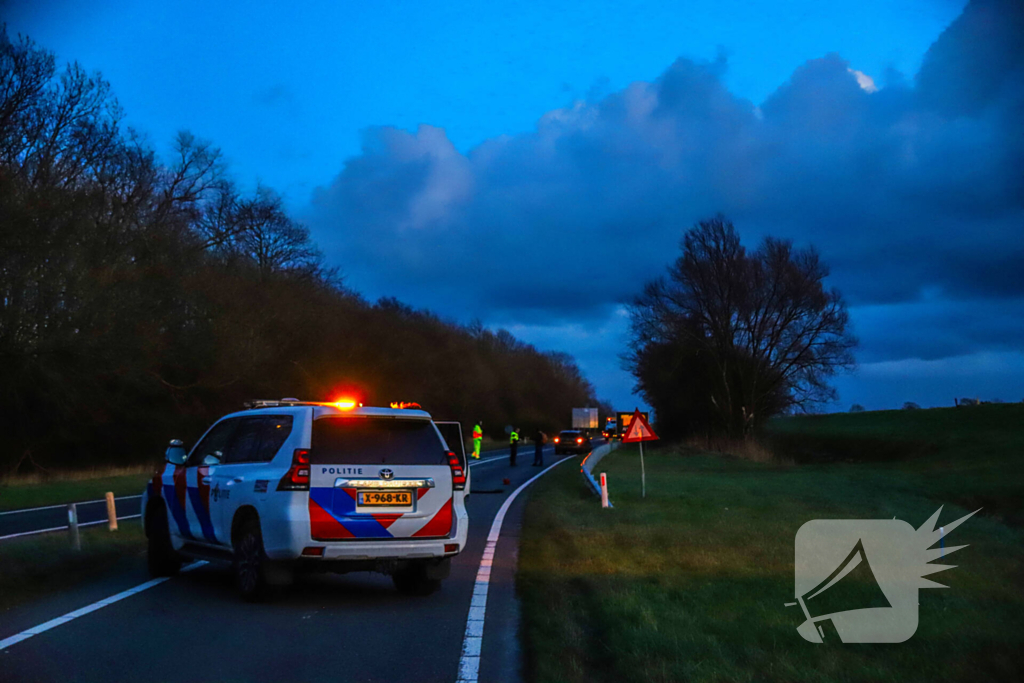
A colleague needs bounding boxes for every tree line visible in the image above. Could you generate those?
[0,28,597,474]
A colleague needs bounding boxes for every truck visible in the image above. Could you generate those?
[614,411,650,439]
[572,407,599,431]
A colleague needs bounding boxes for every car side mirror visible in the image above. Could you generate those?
[165,439,187,465]
[202,453,222,466]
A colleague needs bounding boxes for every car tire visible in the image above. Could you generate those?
[393,562,441,596]
[146,503,181,577]
[234,519,270,601]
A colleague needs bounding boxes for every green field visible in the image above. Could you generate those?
[519,404,1024,682]
[0,471,154,512]
[766,404,1024,526]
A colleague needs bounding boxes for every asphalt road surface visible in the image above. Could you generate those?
[0,441,590,683]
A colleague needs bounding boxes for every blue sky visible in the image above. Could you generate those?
[6,0,965,202]
[8,0,1024,412]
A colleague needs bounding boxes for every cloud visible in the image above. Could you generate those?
[308,0,1024,392]
[848,68,878,93]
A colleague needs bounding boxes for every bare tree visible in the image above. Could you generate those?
[233,186,322,278]
[626,216,856,436]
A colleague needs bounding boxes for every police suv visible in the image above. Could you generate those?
[141,399,470,600]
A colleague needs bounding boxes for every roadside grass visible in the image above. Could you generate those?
[519,407,1024,683]
[764,404,1024,525]
[0,467,154,511]
[0,524,145,612]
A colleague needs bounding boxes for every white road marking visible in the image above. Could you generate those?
[468,455,507,468]
[0,561,207,650]
[468,445,555,469]
[455,455,575,683]
[0,495,143,516]
[0,514,142,541]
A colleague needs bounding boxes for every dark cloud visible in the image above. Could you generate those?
[852,298,1024,363]
[916,0,1024,117]
[308,0,1024,372]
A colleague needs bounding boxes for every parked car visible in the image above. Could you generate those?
[553,429,592,454]
[142,399,469,599]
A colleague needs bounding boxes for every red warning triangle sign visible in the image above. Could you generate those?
[622,408,658,442]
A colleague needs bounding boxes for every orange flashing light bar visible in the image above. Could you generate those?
[390,401,423,409]
[334,398,359,410]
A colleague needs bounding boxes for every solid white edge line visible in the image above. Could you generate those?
[0,561,207,651]
[455,455,575,683]
[0,495,143,516]
[0,514,142,541]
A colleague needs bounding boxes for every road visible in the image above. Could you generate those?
[0,442,589,683]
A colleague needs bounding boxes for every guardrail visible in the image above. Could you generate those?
[0,492,131,543]
[581,441,619,504]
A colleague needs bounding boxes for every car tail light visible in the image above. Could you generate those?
[554,437,560,443]
[447,451,466,491]
[577,437,583,444]
[277,449,310,491]
[444,543,458,553]
[302,546,324,557]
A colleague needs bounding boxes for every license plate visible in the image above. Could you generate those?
[358,490,413,507]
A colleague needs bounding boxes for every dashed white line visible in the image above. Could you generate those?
[0,514,142,541]
[0,561,207,651]
[456,455,575,683]
[468,455,507,467]
[468,445,554,469]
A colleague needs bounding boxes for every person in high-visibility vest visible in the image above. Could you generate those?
[509,427,519,467]
[471,422,483,459]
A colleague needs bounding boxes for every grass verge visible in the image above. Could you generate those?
[0,469,154,511]
[0,524,145,612]
[519,409,1024,682]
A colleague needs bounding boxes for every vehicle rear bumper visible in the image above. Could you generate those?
[317,539,458,560]
[261,491,469,561]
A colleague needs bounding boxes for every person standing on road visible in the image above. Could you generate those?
[533,429,547,467]
[471,421,483,459]
[509,427,519,466]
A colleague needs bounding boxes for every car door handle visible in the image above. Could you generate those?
[227,477,243,485]
[201,476,212,485]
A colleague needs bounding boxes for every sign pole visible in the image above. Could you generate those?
[622,408,657,502]
[639,441,646,498]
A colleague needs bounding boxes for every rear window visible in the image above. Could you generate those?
[222,415,293,464]
[560,431,579,438]
[311,417,447,465]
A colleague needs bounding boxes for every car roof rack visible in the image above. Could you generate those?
[243,398,324,410]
